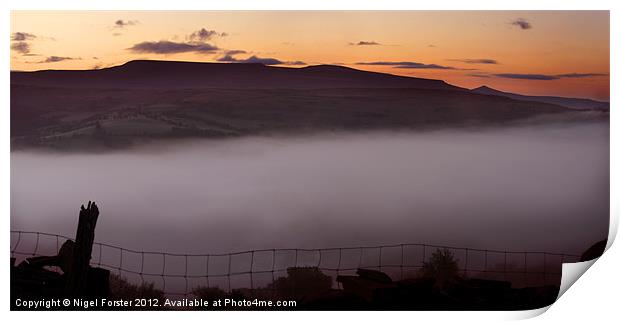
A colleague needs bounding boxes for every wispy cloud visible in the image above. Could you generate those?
[349,41,381,46]
[495,74,557,80]
[217,54,281,65]
[286,61,307,66]
[357,61,464,70]
[555,73,608,78]
[37,56,80,63]
[12,32,36,41]
[11,42,31,55]
[188,28,227,42]
[217,53,305,66]
[467,73,492,78]
[127,41,219,54]
[494,73,607,80]
[114,19,138,28]
[448,58,498,65]
[127,27,228,55]
[10,32,38,55]
[510,18,532,30]
[223,50,247,56]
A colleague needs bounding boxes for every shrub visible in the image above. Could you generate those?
[108,274,165,302]
[192,286,229,301]
[420,248,460,285]
[268,266,332,300]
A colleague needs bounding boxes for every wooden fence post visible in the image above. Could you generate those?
[65,201,100,296]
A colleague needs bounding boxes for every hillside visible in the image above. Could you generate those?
[472,85,609,111]
[11,60,461,91]
[11,60,598,150]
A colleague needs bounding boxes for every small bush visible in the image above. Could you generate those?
[192,286,229,301]
[108,274,165,301]
[420,248,461,285]
[268,266,332,300]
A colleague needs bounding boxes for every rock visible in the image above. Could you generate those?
[356,268,392,284]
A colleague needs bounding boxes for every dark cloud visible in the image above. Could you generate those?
[11,32,37,55]
[12,32,36,41]
[188,28,226,42]
[127,41,219,54]
[357,61,460,70]
[350,41,381,46]
[11,42,31,54]
[240,56,283,65]
[216,54,237,62]
[285,61,307,66]
[494,73,607,80]
[224,50,247,56]
[494,73,557,80]
[216,54,305,66]
[449,58,498,64]
[39,56,78,63]
[511,18,532,30]
[126,27,226,55]
[114,19,138,28]
[217,55,283,65]
[555,73,608,78]
[467,73,492,78]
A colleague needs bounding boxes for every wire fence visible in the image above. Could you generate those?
[10,230,581,298]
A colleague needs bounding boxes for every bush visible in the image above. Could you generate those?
[192,286,229,301]
[268,266,332,301]
[420,248,461,285]
[108,274,165,302]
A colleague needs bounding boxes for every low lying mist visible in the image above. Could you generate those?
[11,121,609,256]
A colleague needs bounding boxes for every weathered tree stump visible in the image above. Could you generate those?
[65,201,100,296]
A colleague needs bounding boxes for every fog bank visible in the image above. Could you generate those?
[11,122,609,256]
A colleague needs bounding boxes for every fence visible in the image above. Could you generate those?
[11,230,581,298]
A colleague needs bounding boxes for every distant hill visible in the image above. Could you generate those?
[11,60,461,91]
[11,60,604,150]
[471,85,609,111]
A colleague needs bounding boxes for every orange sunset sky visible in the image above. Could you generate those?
[10,11,610,101]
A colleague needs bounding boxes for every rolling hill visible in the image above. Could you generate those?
[11,60,461,91]
[11,60,604,150]
[472,85,609,111]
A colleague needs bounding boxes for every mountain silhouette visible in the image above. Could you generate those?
[11,60,605,150]
[472,85,609,111]
[11,60,461,91]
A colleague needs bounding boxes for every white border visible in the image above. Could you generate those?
[2,1,617,320]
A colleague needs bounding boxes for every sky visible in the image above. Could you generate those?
[10,11,610,101]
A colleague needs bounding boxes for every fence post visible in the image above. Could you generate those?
[205,255,210,288]
[523,252,528,287]
[400,245,404,280]
[250,251,255,291]
[464,248,469,277]
[543,253,547,283]
[484,250,488,274]
[33,233,41,256]
[227,254,232,292]
[65,201,100,296]
[503,251,507,281]
[378,247,382,272]
[12,231,21,255]
[184,255,188,299]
